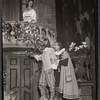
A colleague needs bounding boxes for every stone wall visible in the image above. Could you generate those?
[34,0,56,31]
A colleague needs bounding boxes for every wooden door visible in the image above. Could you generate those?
[6,55,21,100]
[21,56,33,100]
[6,55,33,100]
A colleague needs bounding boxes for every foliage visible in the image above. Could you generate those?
[69,42,89,57]
[2,21,12,41]
[68,42,90,81]
[2,21,51,54]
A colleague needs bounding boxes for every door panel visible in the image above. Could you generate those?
[6,55,33,100]
[6,55,20,100]
[21,56,33,100]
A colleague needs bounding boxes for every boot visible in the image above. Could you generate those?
[39,95,48,100]
[49,87,55,100]
[54,88,61,100]
[39,85,48,100]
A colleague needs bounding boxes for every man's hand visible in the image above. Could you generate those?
[34,55,41,61]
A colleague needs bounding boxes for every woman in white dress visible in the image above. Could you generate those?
[23,0,36,23]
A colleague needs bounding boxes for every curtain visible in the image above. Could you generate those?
[2,0,21,21]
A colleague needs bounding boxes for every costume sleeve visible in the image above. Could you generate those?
[59,58,68,66]
[22,11,26,21]
[50,48,57,63]
[22,12,25,17]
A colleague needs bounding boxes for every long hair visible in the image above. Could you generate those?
[26,0,34,8]
[44,38,51,48]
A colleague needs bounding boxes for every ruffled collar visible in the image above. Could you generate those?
[55,48,65,55]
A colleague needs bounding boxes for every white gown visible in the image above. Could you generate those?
[23,9,36,23]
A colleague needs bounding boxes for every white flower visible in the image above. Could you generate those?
[69,45,72,48]
[75,46,79,49]
[69,42,76,50]
[11,31,15,35]
[71,42,76,46]
[82,42,87,45]
[69,48,72,51]
[74,46,79,51]
[26,30,29,33]
[79,45,84,49]
[74,49,78,52]
[83,45,87,48]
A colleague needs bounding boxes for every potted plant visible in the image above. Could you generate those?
[68,42,90,82]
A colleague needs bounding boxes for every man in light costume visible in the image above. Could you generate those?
[34,39,59,100]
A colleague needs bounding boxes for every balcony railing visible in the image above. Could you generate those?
[2,21,57,48]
